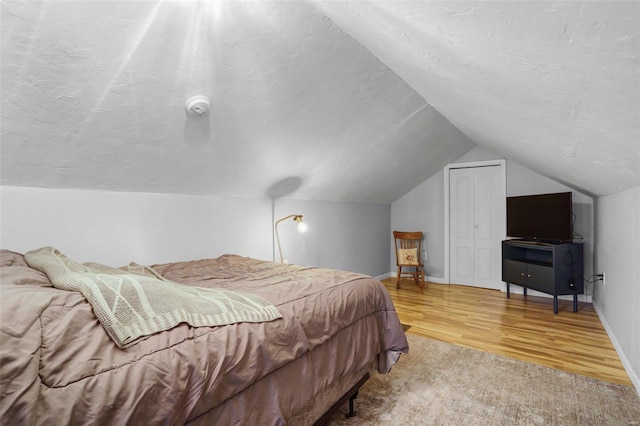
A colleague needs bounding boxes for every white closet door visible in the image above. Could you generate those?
[450,168,475,286]
[450,166,503,289]
[473,166,503,289]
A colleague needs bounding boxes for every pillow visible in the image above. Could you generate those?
[398,248,419,265]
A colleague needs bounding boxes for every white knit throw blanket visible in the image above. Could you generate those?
[25,247,282,348]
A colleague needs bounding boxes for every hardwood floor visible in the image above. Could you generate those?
[382,278,633,387]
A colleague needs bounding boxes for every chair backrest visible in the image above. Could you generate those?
[393,231,423,266]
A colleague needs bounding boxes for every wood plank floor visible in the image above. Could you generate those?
[382,278,633,387]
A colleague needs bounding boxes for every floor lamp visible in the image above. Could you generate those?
[275,214,308,263]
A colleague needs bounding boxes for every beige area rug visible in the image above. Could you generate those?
[330,334,640,425]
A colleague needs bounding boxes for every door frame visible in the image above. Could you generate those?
[444,159,506,286]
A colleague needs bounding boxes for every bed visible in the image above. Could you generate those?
[0,249,408,425]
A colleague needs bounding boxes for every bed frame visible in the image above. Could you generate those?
[314,373,370,425]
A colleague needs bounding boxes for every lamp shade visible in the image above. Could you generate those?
[294,216,308,233]
[296,221,308,233]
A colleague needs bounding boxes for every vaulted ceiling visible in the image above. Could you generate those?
[1,1,638,203]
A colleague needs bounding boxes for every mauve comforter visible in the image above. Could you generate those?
[0,250,408,425]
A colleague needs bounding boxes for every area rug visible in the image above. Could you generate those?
[330,334,640,425]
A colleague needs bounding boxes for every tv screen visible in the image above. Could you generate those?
[506,192,573,242]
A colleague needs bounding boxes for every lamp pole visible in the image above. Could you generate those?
[274,214,306,263]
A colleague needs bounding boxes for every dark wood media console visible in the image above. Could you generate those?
[502,240,584,314]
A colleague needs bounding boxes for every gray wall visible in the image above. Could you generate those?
[0,186,389,277]
[274,198,390,276]
[391,147,594,288]
[594,186,640,391]
[390,168,445,279]
[0,186,273,265]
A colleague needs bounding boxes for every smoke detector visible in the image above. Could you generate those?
[185,95,211,116]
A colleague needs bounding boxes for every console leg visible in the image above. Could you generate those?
[523,288,527,297]
[573,294,578,312]
[506,282,510,298]
[553,296,558,314]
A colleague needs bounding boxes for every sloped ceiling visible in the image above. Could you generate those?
[1,1,638,204]
[313,1,640,196]
[0,0,473,204]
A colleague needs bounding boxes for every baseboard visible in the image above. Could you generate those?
[593,301,640,396]
[375,272,391,281]
[383,272,448,284]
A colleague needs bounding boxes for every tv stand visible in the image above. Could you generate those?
[502,240,584,314]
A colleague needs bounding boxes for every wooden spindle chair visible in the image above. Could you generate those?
[393,231,425,289]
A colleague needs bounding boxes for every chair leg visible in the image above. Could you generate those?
[415,268,425,289]
[396,267,401,289]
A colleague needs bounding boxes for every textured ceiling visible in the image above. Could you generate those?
[1,1,638,203]
[314,0,640,197]
[0,0,473,204]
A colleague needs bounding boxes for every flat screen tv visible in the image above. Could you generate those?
[506,192,573,242]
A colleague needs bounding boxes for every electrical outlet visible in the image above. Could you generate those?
[597,272,605,285]
[422,252,427,261]
[601,272,605,286]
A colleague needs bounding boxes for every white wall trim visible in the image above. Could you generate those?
[593,300,640,396]
[444,159,507,284]
[375,272,391,281]
[385,272,447,284]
